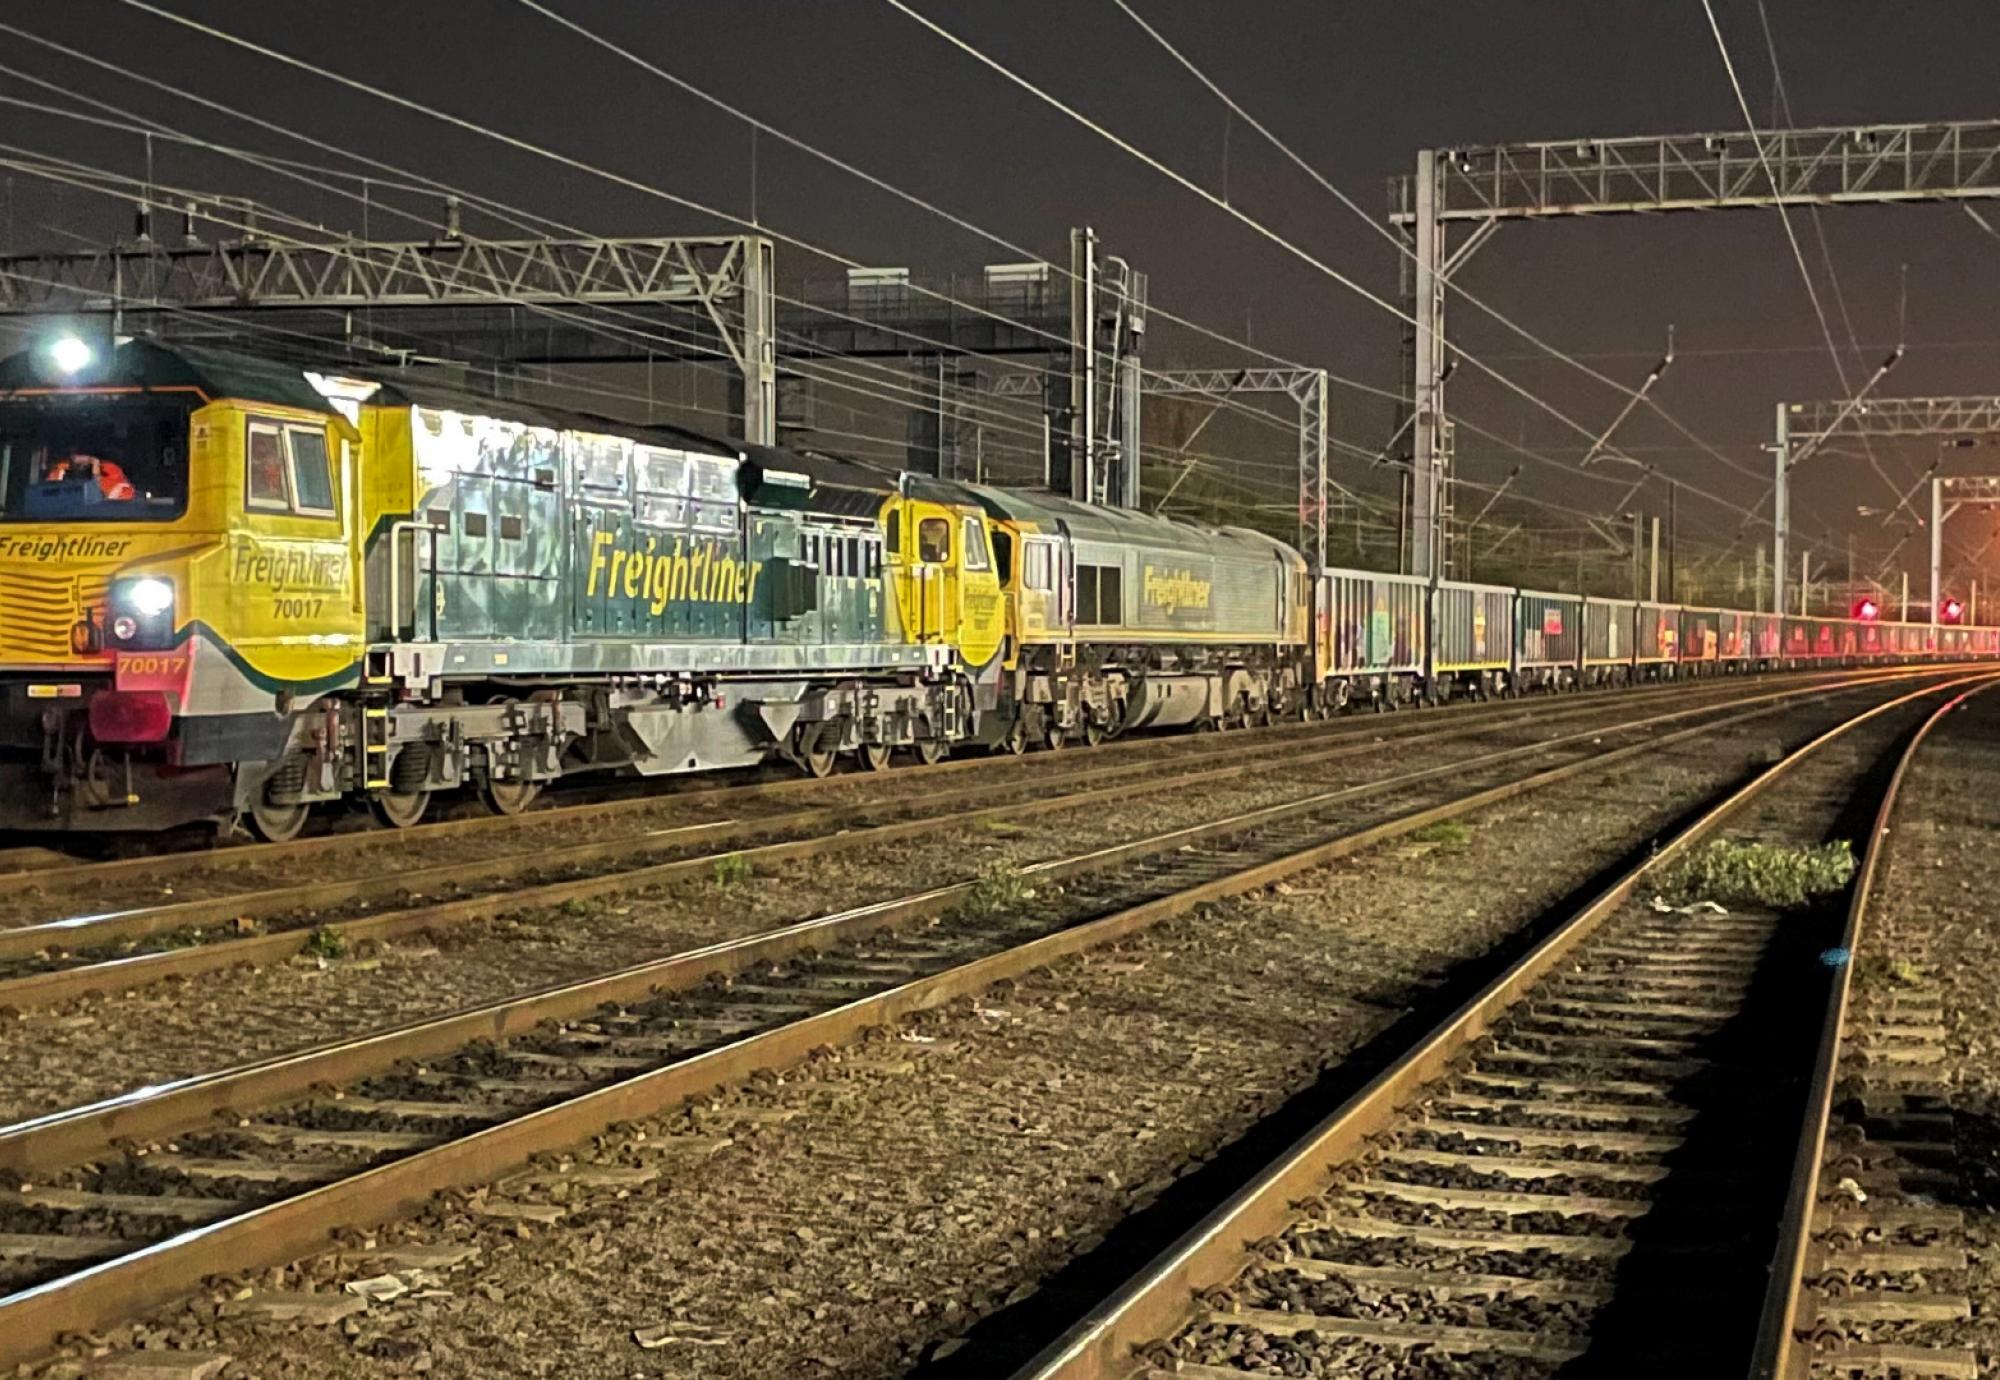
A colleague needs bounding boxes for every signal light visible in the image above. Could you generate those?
[1853,598,1879,621]
[1942,598,1964,623]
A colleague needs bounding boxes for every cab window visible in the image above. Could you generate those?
[885,509,900,555]
[288,427,336,516]
[918,516,950,563]
[0,397,192,522]
[991,528,1014,584]
[1024,542,1053,591]
[247,420,338,517]
[246,423,289,509]
[961,516,990,571]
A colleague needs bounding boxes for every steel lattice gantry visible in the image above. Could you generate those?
[1778,396,2000,624]
[1382,119,2000,589]
[1144,369,1330,571]
[0,234,781,442]
[0,231,1101,472]
[1389,121,2000,221]
[988,366,1330,563]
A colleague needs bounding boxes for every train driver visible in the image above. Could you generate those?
[43,453,137,501]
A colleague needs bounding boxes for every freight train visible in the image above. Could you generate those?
[0,336,1991,839]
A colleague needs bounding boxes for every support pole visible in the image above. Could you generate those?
[1930,476,1943,628]
[1410,149,1444,581]
[1118,270,1146,509]
[741,236,777,446]
[1069,226,1098,505]
[1298,371,1328,573]
[1901,569,1910,622]
[1649,517,1661,602]
[1667,480,1678,602]
[1772,403,1789,622]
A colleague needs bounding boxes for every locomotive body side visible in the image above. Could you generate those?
[971,486,1309,743]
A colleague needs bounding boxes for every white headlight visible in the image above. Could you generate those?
[124,578,174,616]
[48,335,93,374]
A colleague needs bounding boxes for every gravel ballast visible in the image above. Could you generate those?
[0,688,1812,1126]
[16,693,1907,1380]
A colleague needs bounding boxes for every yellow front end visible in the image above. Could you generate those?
[885,493,1006,670]
[0,374,362,829]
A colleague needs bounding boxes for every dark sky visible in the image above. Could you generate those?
[5,0,1999,575]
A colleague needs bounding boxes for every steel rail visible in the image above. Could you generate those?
[0,662,1941,898]
[0,676,1515,886]
[0,668,1720,908]
[0,673,1933,1370]
[1746,680,2000,1378]
[0,671,1920,1005]
[1002,670,2000,1380]
[0,679,1828,1161]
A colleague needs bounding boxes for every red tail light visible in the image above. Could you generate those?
[89,690,173,743]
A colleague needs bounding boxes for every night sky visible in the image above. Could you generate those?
[4,1,1998,582]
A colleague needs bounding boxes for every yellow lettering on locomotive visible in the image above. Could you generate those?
[1142,566,1212,615]
[585,530,765,610]
[587,530,616,596]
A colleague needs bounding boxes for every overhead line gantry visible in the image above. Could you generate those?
[1388,119,2000,590]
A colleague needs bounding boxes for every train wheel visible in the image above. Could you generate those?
[372,745,434,828]
[1043,719,1069,750]
[247,796,310,844]
[370,789,431,829]
[1082,719,1106,748]
[858,741,893,772]
[800,743,837,777]
[916,738,949,766]
[482,776,542,816]
[994,717,1029,756]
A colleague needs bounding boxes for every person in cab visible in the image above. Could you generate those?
[43,452,137,501]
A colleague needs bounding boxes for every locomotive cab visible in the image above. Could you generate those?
[0,337,362,831]
[883,489,1006,669]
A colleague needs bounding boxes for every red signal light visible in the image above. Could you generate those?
[1853,598,1879,621]
[1942,598,1964,623]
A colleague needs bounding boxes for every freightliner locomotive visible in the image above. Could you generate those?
[0,337,1992,839]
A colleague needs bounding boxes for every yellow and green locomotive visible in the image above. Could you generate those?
[0,337,1009,837]
[967,487,1311,748]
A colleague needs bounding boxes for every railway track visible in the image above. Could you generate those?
[0,664,1937,908]
[997,674,1998,1380]
[0,667,1943,1012]
[0,666,1913,879]
[0,670,1942,1371]
[1753,692,1985,1379]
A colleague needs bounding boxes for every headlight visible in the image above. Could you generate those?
[123,578,174,616]
[107,577,176,651]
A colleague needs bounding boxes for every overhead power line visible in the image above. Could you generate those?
[0,28,1308,462]
[880,0,1763,525]
[96,1,1378,457]
[1697,0,1907,515]
[1105,0,1768,489]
